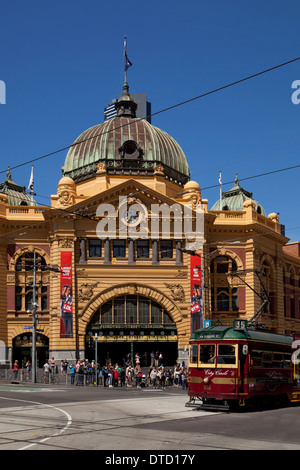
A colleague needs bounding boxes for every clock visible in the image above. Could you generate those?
[124,208,140,224]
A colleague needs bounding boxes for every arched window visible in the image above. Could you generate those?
[15,252,48,312]
[210,255,238,314]
[261,259,274,315]
[87,295,175,330]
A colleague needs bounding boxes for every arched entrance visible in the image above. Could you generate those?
[85,294,178,367]
[13,333,49,368]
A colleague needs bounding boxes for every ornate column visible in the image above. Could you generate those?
[128,239,135,265]
[152,239,159,265]
[104,238,111,265]
[79,238,87,264]
[176,240,183,265]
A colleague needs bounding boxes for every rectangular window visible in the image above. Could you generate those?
[262,352,272,367]
[25,287,33,311]
[15,286,22,311]
[272,352,283,368]
[136,240,149,259]
[113,240,126,258]
[41,286,48,311]
[190,344,198,364]
[252,350,263,367]
[217,344,237,365]
[199,344,215,366]
[89,239,102,258]
[160,241,173,259]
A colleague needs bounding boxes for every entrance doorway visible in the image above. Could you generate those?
[86,339,178,367]
[13,333,49,368]
[86,294,179,366]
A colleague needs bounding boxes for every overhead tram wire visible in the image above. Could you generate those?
[1,55,300,176]
[201,163,300,192]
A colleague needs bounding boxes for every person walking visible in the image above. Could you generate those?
[12,360,19,380]
[25,360,31,380]
[50,357,56,375]
[150,368,157,388]
[43,360,50,383]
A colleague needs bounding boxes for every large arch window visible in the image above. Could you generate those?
[87,295,176,328]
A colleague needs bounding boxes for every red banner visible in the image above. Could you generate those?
[60,251,73,338]
[190,254,203,333]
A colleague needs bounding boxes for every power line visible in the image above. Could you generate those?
[1,55,300,175]
[201,163,300,191]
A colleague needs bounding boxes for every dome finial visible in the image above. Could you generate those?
[115,36,137,118]
[123,36,132,95]
[6,166,12,180]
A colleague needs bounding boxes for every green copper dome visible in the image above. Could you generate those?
[211,174,266,216]
[0,168,37,206]
[63,92,190,186]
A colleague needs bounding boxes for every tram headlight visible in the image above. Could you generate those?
[204,377,210,384]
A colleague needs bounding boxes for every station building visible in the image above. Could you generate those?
[0,79,299,368]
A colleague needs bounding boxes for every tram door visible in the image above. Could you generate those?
[238,344,248,393]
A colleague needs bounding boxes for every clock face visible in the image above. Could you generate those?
[124,208,140,224]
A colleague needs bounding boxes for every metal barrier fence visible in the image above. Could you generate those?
[0,368,100,386]
[0,368,186,388]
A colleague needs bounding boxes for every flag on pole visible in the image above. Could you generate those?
[219,171,222,210]
[124,37,132,71]
[28,165,34,195]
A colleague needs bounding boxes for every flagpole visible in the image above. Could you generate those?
[28,165,34,201]
[219,171,222,210]
[124,36,128,85]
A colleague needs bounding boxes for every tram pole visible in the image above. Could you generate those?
[31,260,61,384]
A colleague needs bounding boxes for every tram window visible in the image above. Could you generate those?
[251,350,263,367]
[283,352,291,368]
[217,344,237,365]
[199,344,215,365]
[190,345,198,364]
[272,352,283,368]
[262,352,272,367]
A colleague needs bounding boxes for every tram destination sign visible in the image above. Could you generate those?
[197,332,221,339]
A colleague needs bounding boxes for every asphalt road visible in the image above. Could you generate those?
[0,383,299,454]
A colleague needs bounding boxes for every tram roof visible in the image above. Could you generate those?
[191,322,293,346]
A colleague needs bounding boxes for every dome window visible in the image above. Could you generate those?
[119,140,143,160]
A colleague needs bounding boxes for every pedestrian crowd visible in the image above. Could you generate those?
[64,353,188,389]
[12,351,188,389]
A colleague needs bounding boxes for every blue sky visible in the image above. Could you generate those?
[0,0,300,241]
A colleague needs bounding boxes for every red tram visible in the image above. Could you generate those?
[187,319,300,410]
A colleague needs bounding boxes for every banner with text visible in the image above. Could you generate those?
[190,254,203,334]
[60,251,73,338]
